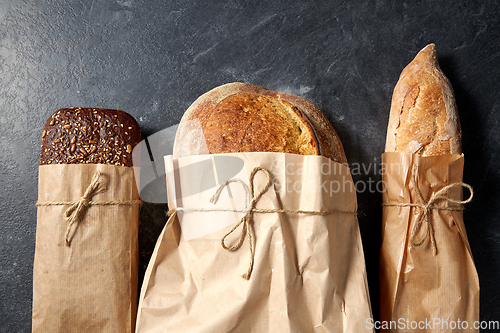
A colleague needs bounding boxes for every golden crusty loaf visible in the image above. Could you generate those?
[173,82,347,164]
[385,44,461,155]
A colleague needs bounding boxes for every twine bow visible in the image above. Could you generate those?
[168,166,357,280]
[383,164,473,255]
[62,171,107,246]
[36,170,142,246]
[217,166,272,280]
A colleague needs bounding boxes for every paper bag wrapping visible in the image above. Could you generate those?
[136,152,374,332]
[33,164,140,333]
[380,153,479,332]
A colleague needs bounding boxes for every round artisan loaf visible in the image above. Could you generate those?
[173,82,347,164]
[385,44,461,155]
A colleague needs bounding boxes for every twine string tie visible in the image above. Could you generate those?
[36,170,142,246]
[169,166,357,280]
[383,164,473,255]
[216,166,272,280]
[62,170,107,246]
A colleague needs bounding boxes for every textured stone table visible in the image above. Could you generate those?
[1,1,499,331]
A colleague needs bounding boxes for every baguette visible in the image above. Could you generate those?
[380,44,478,333]
[385,44,461,155]
[173,82,347,164]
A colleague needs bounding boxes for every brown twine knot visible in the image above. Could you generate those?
[382,164,473,255]
[217,166,272,280]
[169,166,357,280]
[36,170,142,246]
[62,171,107,246]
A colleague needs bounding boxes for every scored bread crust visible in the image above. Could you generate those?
[173,82,347,164]
[274,92,347,164]
[385,44,461,155]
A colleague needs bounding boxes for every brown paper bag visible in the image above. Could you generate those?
[379,152,479,332]
[136,152,374,332]
[33,164,141,333]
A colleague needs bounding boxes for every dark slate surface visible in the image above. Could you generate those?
[1,0,499,331]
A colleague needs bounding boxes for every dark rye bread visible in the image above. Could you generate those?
[173,83,347,164]
[40,107,141,167]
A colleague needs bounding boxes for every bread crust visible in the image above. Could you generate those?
[40,107,141,166]
[385,44,461,155]
[274,92,347,164]
[173,82,347,164]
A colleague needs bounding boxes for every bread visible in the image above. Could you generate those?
[385,44,461,155]
[40,107,141,166]
[173,82,347,164]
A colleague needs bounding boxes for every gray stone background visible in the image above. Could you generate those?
[1,0,499,331]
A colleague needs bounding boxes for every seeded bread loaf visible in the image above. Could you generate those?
[385,44,461,155]
[173,82,347,163]
[40,107,141,166]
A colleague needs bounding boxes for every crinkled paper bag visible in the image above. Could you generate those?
[380,152,479,332]
[136,152,374,332]
[33,164,140,333]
